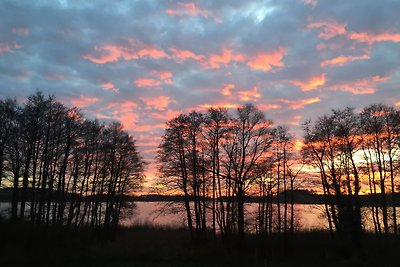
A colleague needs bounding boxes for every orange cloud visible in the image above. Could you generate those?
[238,87,261,101]
[307,19,347,39]
[292,74,326,91]
[247,47,286,72]
[328,75,389,95]
[278,97,320,109]
[71,95,99,108]
[101,82,119,93]
[347,31,400,44]
[220,83,235,96]
[83,39,168,64]
[0,42,22,55]
[395,101,400,107]
[140,96,171,110]
[169,47,204,62]
[321,54,370,67]
[257,103,282,110]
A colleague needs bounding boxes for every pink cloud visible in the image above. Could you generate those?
[148,109,182,121]
[203,48,245,69]
[71,95,99,108]
[169,47,204,63]
[83,39,168,64]
[0,42,22,55]
[166,2,222,22]
[347,31,400,44]
[101,82,119,93]
[107,101,139,130]
[134,123,165,132]
[321,54,370,67]
[140,96,171,110]
[307,19,347,39]
[134,78,161,88]
[327,75,389,95]
[247,47,286,72]
[151,70,173,85]
[134,70,173,88]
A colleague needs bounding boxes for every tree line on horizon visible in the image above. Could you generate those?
[157,102,400,245]
[0,92,144,229]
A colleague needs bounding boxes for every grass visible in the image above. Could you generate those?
[1,220,400,267]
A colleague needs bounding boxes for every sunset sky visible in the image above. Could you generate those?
[1,0,400,188]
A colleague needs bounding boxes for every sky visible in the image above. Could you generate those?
[1,0,400,189]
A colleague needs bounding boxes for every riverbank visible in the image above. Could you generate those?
[1,220,400,267]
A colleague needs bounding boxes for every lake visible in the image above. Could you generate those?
[1,201,393,232]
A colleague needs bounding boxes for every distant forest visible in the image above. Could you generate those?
[1,92,400,245]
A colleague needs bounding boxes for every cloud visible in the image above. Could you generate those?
[134,70,173,87]
[307,19,347,39]
[247,47,286,72]
[203,48,245,69]
[134,78,161,88]
[327,75,389,95]
[220,83,235,96]
[321,54,370,67]
[291,74,326,91]
[0,42,22,55]
[166,2,221,22]
[348,31,400,44]
[71,95,99,108]
[277,97,321,109]
[169,47,204,63]
[101,82,119,93]
[140,96,171,110]
[83,39,168,64]
[237,87,261,101]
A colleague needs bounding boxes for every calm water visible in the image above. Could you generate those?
[120,202,329,231]
[1,201,393,231]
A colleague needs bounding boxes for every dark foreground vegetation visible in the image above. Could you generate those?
[1,221,400,267]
